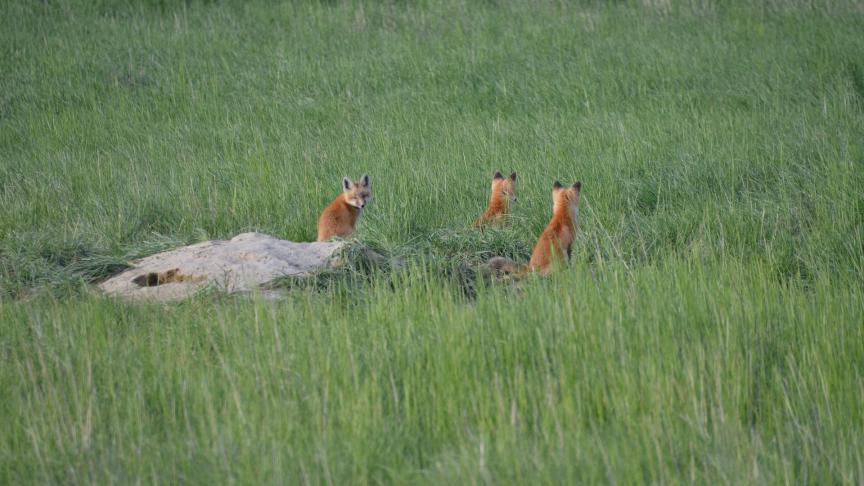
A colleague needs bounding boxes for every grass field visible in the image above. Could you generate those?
[2,0,864,483]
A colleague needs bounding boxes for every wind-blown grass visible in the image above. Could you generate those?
[1,0,862,483]
[3,261,862,483]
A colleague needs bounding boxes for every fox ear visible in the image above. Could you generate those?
[360,174,370,188]
[509,172,517,181]
[553,180,563,190]
[493,171,504,180]
[342,177,353,190]
[572,181,582,190]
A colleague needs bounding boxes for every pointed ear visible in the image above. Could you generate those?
[572,181,582,190]
[553,180,563,190]
[509,172,517,181]
[493,171,504,180]
[342,177,353,191]
[360,174,370,188]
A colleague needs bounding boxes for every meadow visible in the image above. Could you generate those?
[1,0,863,483]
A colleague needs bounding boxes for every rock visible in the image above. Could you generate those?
[98,232,345,301]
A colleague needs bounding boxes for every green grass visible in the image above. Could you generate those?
[2,0,863,483]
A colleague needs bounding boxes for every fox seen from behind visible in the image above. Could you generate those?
[317,174,371,241]
[527,180,582,273]
[488,180,582,275]
[474,171,517,226]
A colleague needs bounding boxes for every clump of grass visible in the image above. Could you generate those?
[351,226,532,298]
[265,234,510,301]
[262,240,393,297]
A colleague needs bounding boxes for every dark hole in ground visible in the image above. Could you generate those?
[132,268,181,287]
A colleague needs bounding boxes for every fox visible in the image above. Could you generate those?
[474,171,517,226]
[317,174,371,241]
[487,180,582,275]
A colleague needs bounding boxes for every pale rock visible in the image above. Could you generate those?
[98,232,345,301]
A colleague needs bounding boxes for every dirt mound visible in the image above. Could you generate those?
[98,232,345,301]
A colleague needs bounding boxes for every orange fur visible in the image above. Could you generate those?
[486,180,582,276]
[527,181,581,273]
[317,175,371,241]
[474,171,517,226]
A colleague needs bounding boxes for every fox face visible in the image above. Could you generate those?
[342,174,371,209]
[552,180,581,219]
[492,171,518,204]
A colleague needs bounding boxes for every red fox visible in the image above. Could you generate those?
[317,174,371,241]
[474,171,517,226]
[488,180,582,275]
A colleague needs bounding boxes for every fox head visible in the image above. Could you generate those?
[491,171,518,204]
[552,180,581,214]
[342,174,371,209]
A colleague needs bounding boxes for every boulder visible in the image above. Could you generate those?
[98,232,345,301]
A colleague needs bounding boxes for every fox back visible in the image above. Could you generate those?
[527,180,581,274]
[485,180,582,277]
[475,171,517,226]
[317,174,371,241]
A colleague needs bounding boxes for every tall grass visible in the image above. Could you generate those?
[3,262,862,483]
[1,0,862,483]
